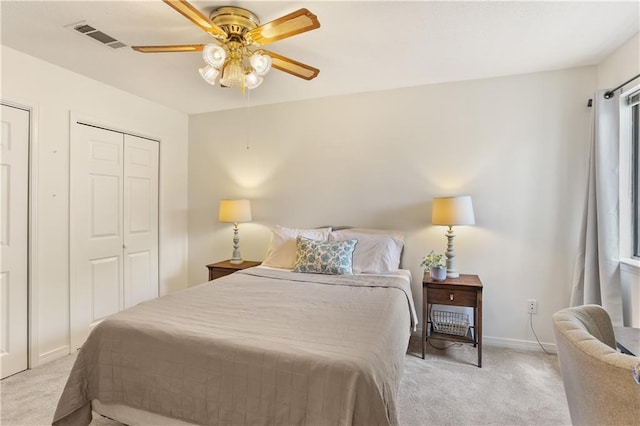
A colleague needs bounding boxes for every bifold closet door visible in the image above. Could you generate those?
[0,104,29,378]
[70,124,158,351]
[123,134,159,308]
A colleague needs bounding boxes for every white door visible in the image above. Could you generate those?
[0,104,29,378]
[70,124,159,350]
[123,134,159,307]
[70,124,124,350]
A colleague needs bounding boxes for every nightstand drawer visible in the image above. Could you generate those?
[209,269,235,280]
[428,288,477,306]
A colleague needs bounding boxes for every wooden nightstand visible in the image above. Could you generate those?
[206,260,262,281]
[422,273,483,367]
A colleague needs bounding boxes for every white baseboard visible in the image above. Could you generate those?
[38,345,70,365]
[411,330,556,354]
[483,336,556,353]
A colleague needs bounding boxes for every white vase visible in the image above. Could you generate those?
[430,266,447,282]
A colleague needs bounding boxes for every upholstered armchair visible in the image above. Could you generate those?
[552,305,640,425]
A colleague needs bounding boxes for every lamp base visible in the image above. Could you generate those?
[229,223,244,265]
[445,226,459,279]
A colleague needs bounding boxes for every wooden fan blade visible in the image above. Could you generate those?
[264,51,319,81]
[132,44,205,53]
[163,0,227,39]
[246,9,320,45]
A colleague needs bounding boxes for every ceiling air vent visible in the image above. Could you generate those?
[65,21,127,49]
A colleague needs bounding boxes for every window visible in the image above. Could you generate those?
[621,87,640,262]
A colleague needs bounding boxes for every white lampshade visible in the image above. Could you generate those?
[432,196,475,226]
[202,43,226,68]
[219,199,252,223]
[250,52,272,76]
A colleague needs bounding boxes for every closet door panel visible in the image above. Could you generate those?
[90,256,121,320]
[70,125,124,350]
[123,135,158,308]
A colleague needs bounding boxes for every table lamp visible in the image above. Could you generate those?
[218,199,252,264]
[432,195,475,278]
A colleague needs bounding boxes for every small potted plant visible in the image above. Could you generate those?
[421,250,446,282]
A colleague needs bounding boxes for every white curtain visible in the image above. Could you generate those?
[571,89,623,325]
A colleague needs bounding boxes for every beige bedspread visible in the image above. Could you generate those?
[52,267,416,426]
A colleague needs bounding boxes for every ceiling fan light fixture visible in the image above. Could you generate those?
[220,59,244,88]
[199,65,220,85]
[250,52,272,76]
[245,71,264,89]
[202,43,226,67]
[133,2,321,93]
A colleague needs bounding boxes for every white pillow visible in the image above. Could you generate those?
[329,228,404,274]
[262,226,332,269]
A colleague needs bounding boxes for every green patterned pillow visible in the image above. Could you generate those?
[292,236,357,275]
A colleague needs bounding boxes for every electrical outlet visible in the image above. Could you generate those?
[527,299,538,314]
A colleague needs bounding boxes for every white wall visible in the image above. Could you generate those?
[189,66,596,349]
[597,32,639,90]
[597,31,640,327]
[1,46,190,365]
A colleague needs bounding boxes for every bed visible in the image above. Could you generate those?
[53,227,417,426]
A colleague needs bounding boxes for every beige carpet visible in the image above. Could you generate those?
[1,336,570,425]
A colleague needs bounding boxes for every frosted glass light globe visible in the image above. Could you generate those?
[220,59,244,88]
[250,53,272,76]
[202,44,226,68]
[245,71,263,89]
[199,66,219,85]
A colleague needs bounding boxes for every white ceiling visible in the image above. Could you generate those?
[1,1,638,114]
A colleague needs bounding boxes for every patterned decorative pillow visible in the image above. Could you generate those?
[292,237,357,275]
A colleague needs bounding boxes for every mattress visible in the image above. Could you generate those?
[53,266,417,426]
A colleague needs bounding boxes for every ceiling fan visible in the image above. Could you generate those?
[132,0,321,91]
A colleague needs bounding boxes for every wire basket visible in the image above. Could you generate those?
[431,310,470,337]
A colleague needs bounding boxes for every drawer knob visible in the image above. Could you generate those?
[450,293,454,301]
